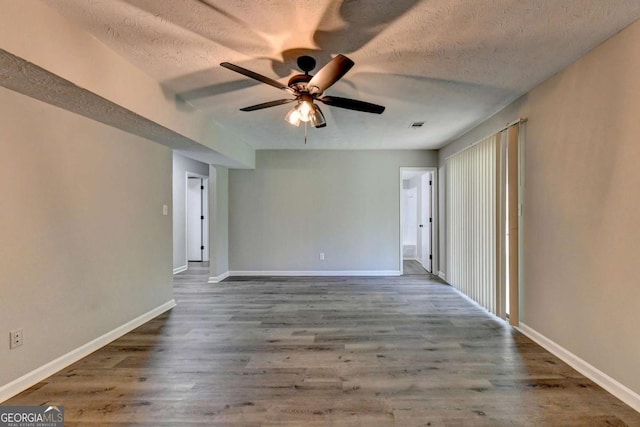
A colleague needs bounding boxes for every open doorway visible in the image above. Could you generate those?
[172,152,210,275]
[400,168,437,275]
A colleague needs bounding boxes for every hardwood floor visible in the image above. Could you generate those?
[5,263,640,426]
[403,259,431,276]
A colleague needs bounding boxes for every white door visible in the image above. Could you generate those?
[187,178,203,261]
[420,173,432,272]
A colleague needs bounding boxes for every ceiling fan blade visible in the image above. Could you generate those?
[318,96,385,114]
[307,54,354,94]
[240,98,296,111]
[221,62,294,94]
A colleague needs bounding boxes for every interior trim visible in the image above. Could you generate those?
[226,270,401,278]
[173,265,188,275]
[208,272,230,283]
[0,299,177,403]
[517,323,640,413]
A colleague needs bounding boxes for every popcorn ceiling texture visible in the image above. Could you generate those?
[38,1,640,149]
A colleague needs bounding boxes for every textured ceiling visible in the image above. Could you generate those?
[42,0,640,150]
[0,48,242,167]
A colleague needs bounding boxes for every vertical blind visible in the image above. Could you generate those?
[446,135,498,314]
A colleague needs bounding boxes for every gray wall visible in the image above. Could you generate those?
[229,150,438,273]
[172,152,208,271]
[439,19,640,395]
[0,87,173,388]
[209,165,229,278]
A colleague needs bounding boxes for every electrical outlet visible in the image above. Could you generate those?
[319,252,325,261]
[10,329,23,349]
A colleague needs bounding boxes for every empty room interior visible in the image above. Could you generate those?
[2,1,640,425]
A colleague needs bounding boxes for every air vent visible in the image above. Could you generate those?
[409,122,425,128]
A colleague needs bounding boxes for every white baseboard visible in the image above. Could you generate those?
[173,265,188,275]
[208,271,230,283]
[228,270,401,277]
[437,271,446,280]
[451,286,505,324]
[0,299,176,403]
[417,259,430,271]
[517,323,640,413]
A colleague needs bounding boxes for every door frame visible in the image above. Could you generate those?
[496,125,522,326]
[185,172,209,263]
[399,167,438,275]
[420,172,433,273]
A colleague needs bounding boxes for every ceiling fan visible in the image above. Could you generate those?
[220,54,385,128]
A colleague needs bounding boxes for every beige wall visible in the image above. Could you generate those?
[0,87,174,389]
[229,150,438,273]
[439,20,640,395]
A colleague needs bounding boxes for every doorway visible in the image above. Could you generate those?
[186,175,209,263]
[400,168,437,275]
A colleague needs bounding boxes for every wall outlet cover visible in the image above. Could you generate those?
[10,329,23,349]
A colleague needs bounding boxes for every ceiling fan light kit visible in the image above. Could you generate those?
[220,54,385,134]
[284,105,302,126]
[285,96,326,128]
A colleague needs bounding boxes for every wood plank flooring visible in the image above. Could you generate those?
[403,260,430,275]
[4,262,640,426]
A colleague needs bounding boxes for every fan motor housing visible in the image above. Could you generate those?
[288,74,313,92]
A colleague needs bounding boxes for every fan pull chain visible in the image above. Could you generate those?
[304,121,308,144]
